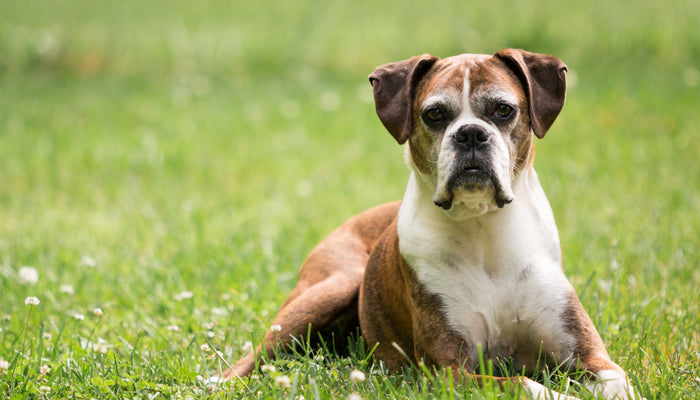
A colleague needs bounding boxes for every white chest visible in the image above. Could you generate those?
[397,171,576,368]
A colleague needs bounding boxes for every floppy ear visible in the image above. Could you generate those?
[494,49,567,139]
[369,54,439,144]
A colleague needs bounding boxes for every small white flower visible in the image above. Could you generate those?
[270,324,282,332]
[0,359,9,373]
[40,364,50,375]
[174,291,193,301]
[81,256,96,267]
[25,296,40,306]
[60,284,74,295]
[211,307,226,316]
[166,324,180,332]
[200,344,211,352]
[241,341,253,352]
[93,307,103,316]
[260,364,276,373]
[347,393,362,400]
[349,369,365,383]
[18,266,39,285]
[206,331,215,338]
[274,375,291,388]
[202,322,216,330]
[95,344,108,354]
[39,385,51,393]
[73,313,85,321]
[42,332,53,340]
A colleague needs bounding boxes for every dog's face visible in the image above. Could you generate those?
[370,49,567,219]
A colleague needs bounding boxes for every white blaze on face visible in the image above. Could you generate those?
[433,69,516,218]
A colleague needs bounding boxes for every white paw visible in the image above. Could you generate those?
[524,378,581,400]
[586,369,643,400]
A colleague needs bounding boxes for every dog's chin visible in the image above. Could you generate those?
[433,171,514,219]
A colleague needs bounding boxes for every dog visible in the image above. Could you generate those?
[224,49,641,399]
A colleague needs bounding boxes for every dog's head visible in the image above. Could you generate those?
[370,49,567,219]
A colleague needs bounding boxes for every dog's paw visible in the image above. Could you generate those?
[523,378,581,400]
[586,370,644,400]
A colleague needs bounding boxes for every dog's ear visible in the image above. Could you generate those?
[494,49,567,139]
[369,54,439,144]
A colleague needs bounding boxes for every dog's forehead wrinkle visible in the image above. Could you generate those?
[474,87,520,105]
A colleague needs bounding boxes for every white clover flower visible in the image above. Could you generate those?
[349,369,365,383]
[200,344,211,352]
[206,331,215,338]
[174,291,193,301]
[40,364,50,375]
[202,322,216,330]
[18,266,39,285]
[166,324,180,332]
[60,284,74,295]
[211,307,226,316]
[260,364,276,373]
[39,386,51,393]
[73,313,85,321]
[25,296,40,306]
[347,393,362,400]
[241,341,253,352]
[270,324,282,333]
[81,256,96,267]
[42,332,53,340]
[0,359,9,374]
[93,307,103,316]
[95,344,108,354]
[274,375,291,389]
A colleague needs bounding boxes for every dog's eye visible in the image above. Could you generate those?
[424,107,445,123]
[492,103,514,120]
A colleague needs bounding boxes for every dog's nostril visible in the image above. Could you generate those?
[476,131,488,143]
[455,130,468,143]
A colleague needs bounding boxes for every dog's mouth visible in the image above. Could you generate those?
[464,164,483,173]
[433,162,513,211]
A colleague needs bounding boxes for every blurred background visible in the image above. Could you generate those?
[0,0,698,396]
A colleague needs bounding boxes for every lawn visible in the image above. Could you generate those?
[0,0,698,398]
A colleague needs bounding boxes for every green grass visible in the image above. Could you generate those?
[0,0,698,398]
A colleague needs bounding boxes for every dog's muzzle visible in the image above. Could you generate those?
[433,125,514,210]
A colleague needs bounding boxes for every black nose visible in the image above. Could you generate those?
[453,125,490,148]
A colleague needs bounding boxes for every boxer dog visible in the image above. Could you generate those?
[224,49,641,399]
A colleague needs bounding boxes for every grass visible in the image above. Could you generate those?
[0,0,698,398]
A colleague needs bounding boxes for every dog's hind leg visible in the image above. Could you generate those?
[223,202,400,379]
[223,273,361,378]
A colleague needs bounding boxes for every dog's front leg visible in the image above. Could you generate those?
[564,293,643,399]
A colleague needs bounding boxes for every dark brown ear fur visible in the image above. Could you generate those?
[494,49,567,138]
[369,54,439,144]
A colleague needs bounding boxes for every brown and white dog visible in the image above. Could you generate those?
[225,49,641,399]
